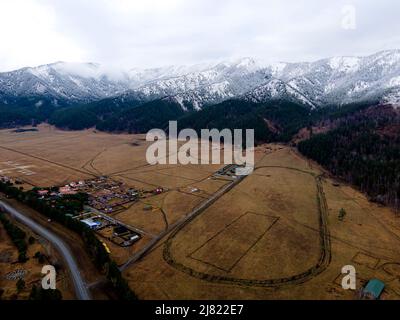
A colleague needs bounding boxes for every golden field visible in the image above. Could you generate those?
[1,125,400,300]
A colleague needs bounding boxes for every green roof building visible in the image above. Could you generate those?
[363,279,385,300]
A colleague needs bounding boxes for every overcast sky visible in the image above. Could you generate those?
[0,0,399,71]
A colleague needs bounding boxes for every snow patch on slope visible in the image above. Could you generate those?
[243,78,316,109]
[328,57,361,73]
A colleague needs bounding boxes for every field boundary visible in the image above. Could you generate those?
[188,212,279,273]
[163,166,332,288]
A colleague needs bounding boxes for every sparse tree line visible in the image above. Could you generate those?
[0,181,137,300]
[29,285,62,300]
[2,278,62,300]
[0,211,28,262]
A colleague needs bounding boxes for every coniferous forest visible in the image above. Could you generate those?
[298,105,400,211]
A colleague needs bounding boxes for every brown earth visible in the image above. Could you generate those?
[1,126,400,300]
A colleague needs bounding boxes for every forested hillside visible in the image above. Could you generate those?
[96,99,185,133]
[178,99,312,143]
[298,105,400,210]
[0,97,59,128]
[49,96,143,130]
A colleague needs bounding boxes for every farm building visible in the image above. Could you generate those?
[81,218,102,230]
[362,279,385,300]
[59,186,77,195]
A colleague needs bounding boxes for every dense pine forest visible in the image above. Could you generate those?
[48,98,312,139]
[0,98,56,128]
[177,99,312,143]
[298,105,400,211]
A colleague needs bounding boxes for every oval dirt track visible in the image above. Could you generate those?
[163,166,332,288]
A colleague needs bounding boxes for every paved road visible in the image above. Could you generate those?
[0,200,92,300]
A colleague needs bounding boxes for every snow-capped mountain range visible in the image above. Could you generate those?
[1,50,400,110]
[266,50,400,107]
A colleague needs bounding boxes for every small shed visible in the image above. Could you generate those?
[363,279,385,300]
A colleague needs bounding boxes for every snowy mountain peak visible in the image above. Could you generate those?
[328,56,361,73]
[225,57,260,70]
[1,50,400,109]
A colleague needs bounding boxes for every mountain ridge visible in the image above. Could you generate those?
[1,50,400,111]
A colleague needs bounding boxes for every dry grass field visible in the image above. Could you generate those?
[124,147,400,300]
[1,125,400,300]
[0,125,228,266]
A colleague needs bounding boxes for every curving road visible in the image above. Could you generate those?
[0,200,91,300]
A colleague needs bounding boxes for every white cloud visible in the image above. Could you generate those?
[0,0,399,71]
[0,0,86,71]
